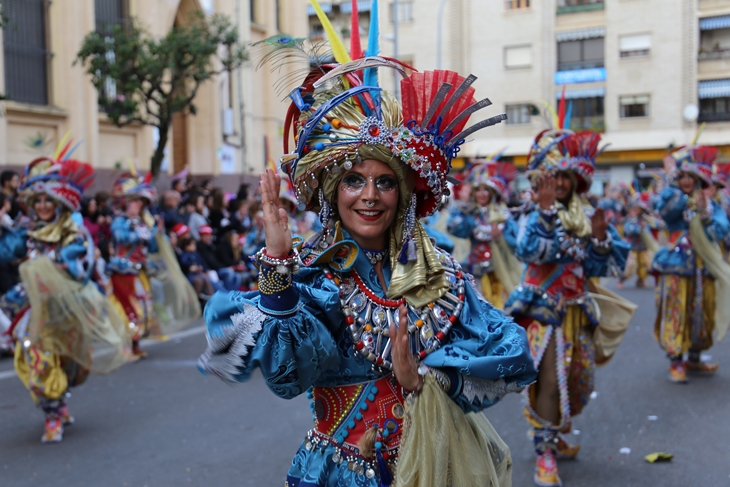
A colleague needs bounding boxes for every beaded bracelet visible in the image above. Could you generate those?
[591,232,613,253]
[255,248,301,275]
[403,365,452,404]
[539,205,558,218]
[258,264,293,295]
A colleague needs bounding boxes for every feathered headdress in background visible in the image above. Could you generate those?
[666,124,717,188]
[466,150,517,202]
[713,162,730,188]
[111,162,158,205]
[20,135,94,212]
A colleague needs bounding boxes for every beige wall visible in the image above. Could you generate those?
[0,0,310,192]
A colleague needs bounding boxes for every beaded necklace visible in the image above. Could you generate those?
[323,252,466,370]
[362,248,387,265]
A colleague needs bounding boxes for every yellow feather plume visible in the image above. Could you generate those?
[310,0,351,64]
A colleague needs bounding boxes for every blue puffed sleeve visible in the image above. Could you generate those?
[0,226,28,264]
[59,238,89,281]
[423,282,536,413]
[707,199,730,243]
[148,225,160,253]
[200,269,342,399]
[515,211,560,264]
[502,217,519,251]
[655,186,688,231]
[446,210,476,239]
[583,225,630,278]
[623,218,642,237]
[111,216,140,245]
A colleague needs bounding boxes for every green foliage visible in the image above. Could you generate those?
[75,11,247,176]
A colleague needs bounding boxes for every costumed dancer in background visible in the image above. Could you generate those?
[618,192,661,289]
[199,3,536,485]
[504,126,634,487]
[652,144,730,383]
[711,162,730,261]
[0,156,130,443]
[447,157,521,308]
[108,171,201,358]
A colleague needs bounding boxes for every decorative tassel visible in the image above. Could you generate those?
[407,238,417,262]
[398,237,410,264]
[376,450,393,486]
[358,426,379,459]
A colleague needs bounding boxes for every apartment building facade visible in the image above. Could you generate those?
[0,0,308,190]
[308,0,730,189]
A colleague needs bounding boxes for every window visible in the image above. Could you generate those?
[557,37,604,71]
[699,97,730,122]
[95,0,128,33]
[95,0,129,107]
[558,0,603,7]
[620,34,651,58]
[250,0,259,24]
[557,96,604,131]
[504,45,532,68]
[276,0,282,32]
[506,0,530,9]
[310,23,325,41]
[699,28,730,60]
[620,95,650,118]
[506,104,532,124]
[391,2,414,23]
[2,0,52,105]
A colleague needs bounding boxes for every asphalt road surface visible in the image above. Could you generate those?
[1,280,729,487]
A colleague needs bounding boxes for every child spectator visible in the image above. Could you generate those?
[178,237,217,300]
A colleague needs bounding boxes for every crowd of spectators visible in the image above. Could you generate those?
[0,170,269,312]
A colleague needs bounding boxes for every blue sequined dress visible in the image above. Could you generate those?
[200,240,536,487]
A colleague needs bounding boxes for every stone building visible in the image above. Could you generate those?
[0,0,308,191]
[308,0,730,188]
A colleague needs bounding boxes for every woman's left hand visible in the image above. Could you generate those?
[390,304,421,392]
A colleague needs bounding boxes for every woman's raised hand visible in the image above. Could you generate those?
[390,305,421,392]
[260,169,292,258]
[536,173,557,210]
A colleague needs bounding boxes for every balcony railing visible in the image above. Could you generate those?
[698,112,730,123]
[557,0,604,14]
[569,117,605,132]
[698,49,730,60]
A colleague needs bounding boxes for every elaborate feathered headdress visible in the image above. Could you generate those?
[527,89,604,194]
[668,145,716,189]
[272,1,505,218]
[630,191,652,212]
[111,168,158,205]
[20,135,94,212]
[467,151,517,202]
[555,131,602,194]
[714,162,730,188]
[254,0,507,306]
[20,158,95,212]
[666,124,717,188]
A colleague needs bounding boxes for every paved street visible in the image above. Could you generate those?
[1,281,729,487]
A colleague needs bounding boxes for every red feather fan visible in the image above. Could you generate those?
[58,159,95,191]
[400,70,476,135]
[691,146,719,166]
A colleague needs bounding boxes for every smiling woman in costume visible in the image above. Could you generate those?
[198,2,536,485]
[447,158,522,308]
[0,156,130,443]
[652,144,730,383]
[504,128,633,487]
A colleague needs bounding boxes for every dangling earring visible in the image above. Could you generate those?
[312,189,333,249]
[398,194,418,264]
